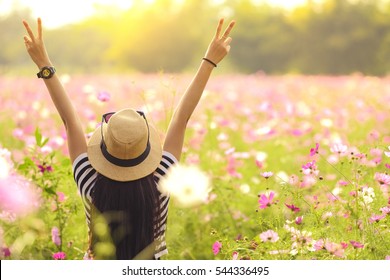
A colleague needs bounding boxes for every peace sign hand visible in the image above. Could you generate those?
[22,18,52,69]
[204,18,236,67]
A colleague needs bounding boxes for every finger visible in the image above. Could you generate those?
[224,37,232,45]
[214,18,224,39]
[37,17,42,39]
[222,20,236,39]
[22,20,35,42]
[23,35,32,43]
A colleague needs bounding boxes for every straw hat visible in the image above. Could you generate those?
[87,109,162,182]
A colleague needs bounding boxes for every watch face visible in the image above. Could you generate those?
[42,69,51,77]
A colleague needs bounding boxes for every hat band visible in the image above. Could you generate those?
[100,140,151,167]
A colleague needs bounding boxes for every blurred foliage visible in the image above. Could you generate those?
[2,0,390,75]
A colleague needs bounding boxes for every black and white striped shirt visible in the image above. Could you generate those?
[72,151,177,259]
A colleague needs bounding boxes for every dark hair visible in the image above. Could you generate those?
[90,173,161,259]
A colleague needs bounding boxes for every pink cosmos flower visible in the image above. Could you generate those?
[374,172,390,185]
[301,160,318,175]
[53,251,66,260]
[340,242,348,249]
[255,160,263,169]
[259,230,279,243]
[369,214,385,223]
[380,206,390,215]
[302,160,316,170]
[212,241,222,255]
[350,240,364,249]
[56,192,66,203]
[386,256,390,260]
[324,241,345,258]
[226,156,242,179]
[285,203,300,213]
[310,143,319,156]
[330,143,348,154]
[386,164,390,169]
[258,192,275,209]
[97,91,110,102]
[51,227,61,246]
[0,176,41,217]
[314,239,325,251]
[338,180,348,186]
[232,251,239,260]
[261,171,273,179]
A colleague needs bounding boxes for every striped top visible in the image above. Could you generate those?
[72,151,177,260]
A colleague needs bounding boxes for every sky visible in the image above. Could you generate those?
[0,0,310,28]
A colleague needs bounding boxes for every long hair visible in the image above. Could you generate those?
[90,173,160,259]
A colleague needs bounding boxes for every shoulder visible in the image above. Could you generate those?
[72,153,97,185]
[154,151,178,182]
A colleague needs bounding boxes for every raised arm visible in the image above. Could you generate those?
[163,19,235,160]
[23,18,86,163]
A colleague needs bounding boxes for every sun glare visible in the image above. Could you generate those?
[0,0,313,28]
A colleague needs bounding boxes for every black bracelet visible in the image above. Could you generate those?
[202,57,217,67]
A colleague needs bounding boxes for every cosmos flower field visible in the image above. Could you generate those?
[0,73,389,260]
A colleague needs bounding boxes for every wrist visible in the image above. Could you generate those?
[36,61,53,70]
[202,57,217,68]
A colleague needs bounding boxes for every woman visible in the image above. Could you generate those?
[23,17,235,259]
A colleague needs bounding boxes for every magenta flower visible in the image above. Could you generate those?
[295,216,303,225]
[97,91,110,102]
[51,227,61,246]
[309,143,319,156]
[52,252,66,260]
[386,164,390,169]
[37,164,53,173]
[259,230,279,243]
[212,241,222,255]
[2,247,11,257]
[350,241,364,249]
[258,192,275,209]
[261,171,273,179]
[285,203,300,213]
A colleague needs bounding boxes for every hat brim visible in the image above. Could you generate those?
[87,122,162,182]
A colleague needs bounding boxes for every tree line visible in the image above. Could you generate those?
[2,0,390,75]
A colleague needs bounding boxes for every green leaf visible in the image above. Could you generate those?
[35,127,42,147]
[35,127,50,148]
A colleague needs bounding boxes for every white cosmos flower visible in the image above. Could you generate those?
[0,148,12,179]
[0,157,10,179]
[158,164,211,208]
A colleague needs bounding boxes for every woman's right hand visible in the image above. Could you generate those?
[22,18,52,69]
[203,18,236,67]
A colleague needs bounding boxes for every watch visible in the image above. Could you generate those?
[37,66,56,79]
